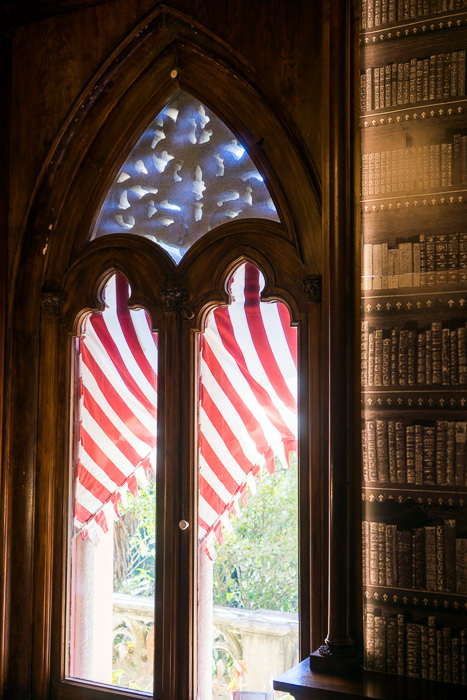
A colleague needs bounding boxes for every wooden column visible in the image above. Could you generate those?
[309,0,362,673]
[0,24,10,697]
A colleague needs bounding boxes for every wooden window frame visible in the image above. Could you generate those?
[2,7,327,700]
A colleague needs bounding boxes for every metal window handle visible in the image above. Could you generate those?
[179,520,189,530]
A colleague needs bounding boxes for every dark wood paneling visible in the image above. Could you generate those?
[0,30,10,699]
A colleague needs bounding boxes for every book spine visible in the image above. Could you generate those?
[448,232,459,284]
[368,330,375,386]
[429,54,436,100]
[461,628,466,685]
[447,421,456,486]
[396,421,407,482]
[388,420,397,482]
[386,615,398,674]
[421,623,429,680]
[365,609,376,669]
[398,329,408,385]
[407,622,421,678]
[436,524,445,592]
[363,520,370,585]
[451,51,459,97]
[386,523,398,586]
[432,321,442,385]
[452,635,460,685]
[458,325,467,384]
[378,521,387,586]
[444,518,456,594]
[425,526,437,591]
[415,423,423,485]
[397,529,412,588]
[437,627,443,681]
[443,53,451,100]
[458,50,466,96]
[383,335,391,386]
[406,424,416,483]
[419,233,427,286]
[443,626,452,683]
[456,538,467,594]
[408,329,416,384]
[370,521,379,585]
[428,616,437,681]
[455,421,466,486]
[442,328,451,385]
[390,328,399,384]
[397,613,405,676]
[375,614,387,671]
[435,234,448,285]
[374,328,383,384]
[425,328,433,384]
[417,332,426,384]
[436,53,444,99]
[435,419,447,485]
[361,321,369,387]
[413,527,426,589]
[367,420,377,482]
[426,235,436,287]
[376,419,389,481]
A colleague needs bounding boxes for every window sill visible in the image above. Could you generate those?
[273,659,466,700]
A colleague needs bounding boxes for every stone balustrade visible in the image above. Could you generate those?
[112,594,298,696]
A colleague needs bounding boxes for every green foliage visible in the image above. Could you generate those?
[113,476,156,596]
[213,455,298,613]
[114,457,299,613]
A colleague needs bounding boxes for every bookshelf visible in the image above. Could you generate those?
[360,0,467,685]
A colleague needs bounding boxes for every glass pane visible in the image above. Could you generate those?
[197,263,299,699]
[68,274,157,693]
[92,90,280,263]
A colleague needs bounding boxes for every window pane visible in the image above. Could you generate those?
[92,91,279,263]
[197,263,299,699]
[68,274,157,693]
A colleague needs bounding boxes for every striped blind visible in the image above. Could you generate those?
[74,264,297,551]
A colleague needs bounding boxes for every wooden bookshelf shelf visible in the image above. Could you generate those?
[359,12,467,46]
[365,584,467,609]
[273,659,467,699]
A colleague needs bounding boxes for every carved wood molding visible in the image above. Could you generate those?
[159,286,193,318]
[40,289,64,318]
[303,275,322,304]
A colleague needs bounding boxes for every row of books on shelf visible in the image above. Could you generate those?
[364,609,466,683]
[360,51,466,114]
[362,419,467,486]
[361,321,467,387]
[363,518,467,592]
[362,419,467,485]
[361,138,467,198]
[361,234,467,290]
[361,0,466,30]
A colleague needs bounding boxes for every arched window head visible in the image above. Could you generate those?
[92,90,280,262]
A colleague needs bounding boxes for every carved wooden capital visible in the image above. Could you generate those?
[40,290,64,318]
[303,275,322,304]
[159,287,193,317]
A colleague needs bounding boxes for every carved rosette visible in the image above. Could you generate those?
[303,275,322,304]
[159,287,193,317]
[40,290,64,318]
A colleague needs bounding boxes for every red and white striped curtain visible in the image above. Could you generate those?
[74,264,297,549]
[198,263,297,557]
